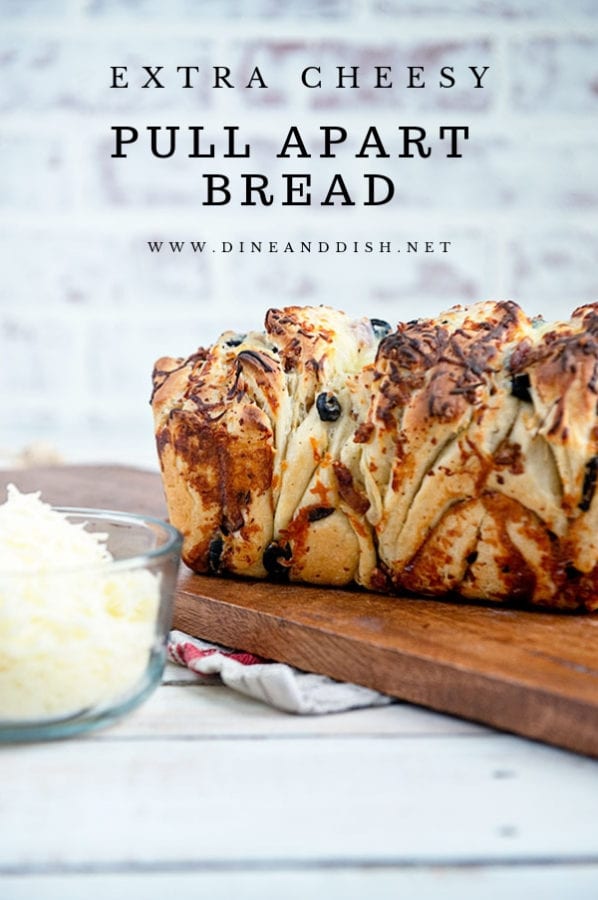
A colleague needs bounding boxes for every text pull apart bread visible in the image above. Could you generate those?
[151,302,598,611]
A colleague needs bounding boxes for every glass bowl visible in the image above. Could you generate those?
[0,508,182,741]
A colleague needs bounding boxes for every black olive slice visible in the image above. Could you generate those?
[208,535,224,573]
[511,373,532,402]
[307,507,334,523]
[225,333,247,348]
[263,542,292,580]
[579,457,598,511]
[316,392,341,422]
[370,318,392,339]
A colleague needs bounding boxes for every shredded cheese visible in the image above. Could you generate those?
[0,486,161,720]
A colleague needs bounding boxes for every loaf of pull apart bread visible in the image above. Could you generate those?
[151,301,598,610]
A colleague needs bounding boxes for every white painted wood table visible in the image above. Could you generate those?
[2,659,598,900]
[2,464,598,897]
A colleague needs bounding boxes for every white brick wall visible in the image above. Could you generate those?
[1,0,597,469]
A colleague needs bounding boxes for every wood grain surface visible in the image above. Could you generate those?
[4,464,598,758]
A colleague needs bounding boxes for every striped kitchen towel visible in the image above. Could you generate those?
[168,630,393,715]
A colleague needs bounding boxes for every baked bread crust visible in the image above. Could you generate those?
[151,302,598,611]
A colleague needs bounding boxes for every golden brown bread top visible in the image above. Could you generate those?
[152,301,598,611]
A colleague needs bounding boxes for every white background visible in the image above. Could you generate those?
[1,0,597,468]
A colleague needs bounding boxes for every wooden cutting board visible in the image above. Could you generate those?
[5,464,598,758]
